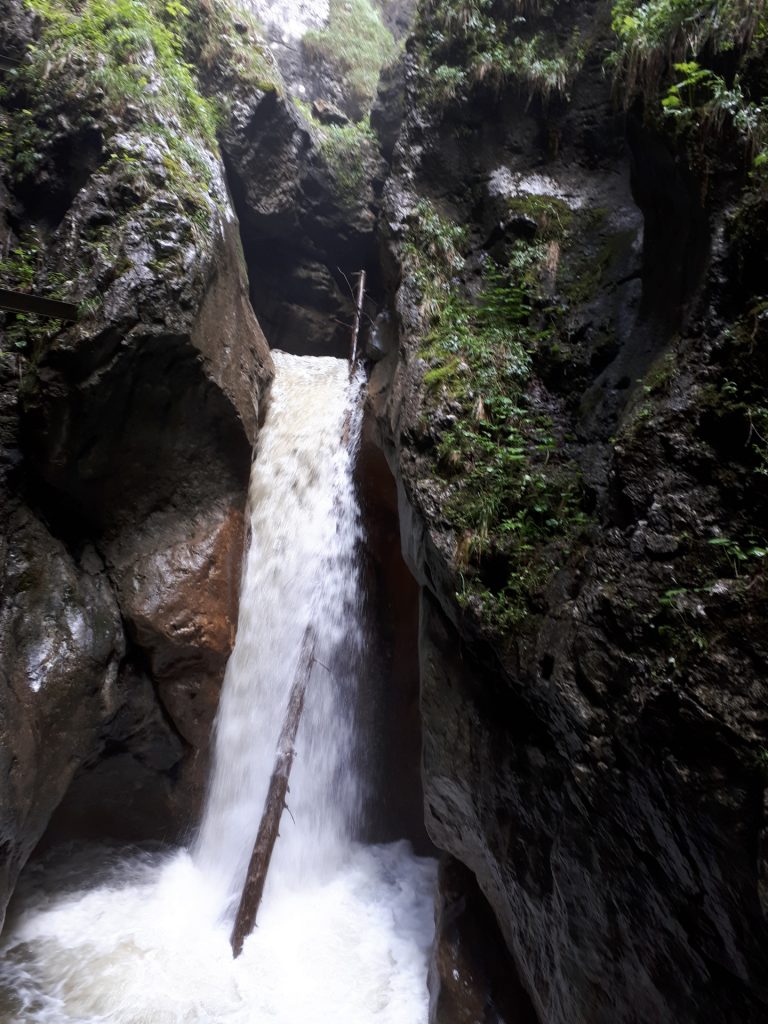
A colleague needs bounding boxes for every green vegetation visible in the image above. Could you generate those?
[707,536,768,573]
[0,238,66,356]
[698,368,768,478]
[0,0,229,235]
[313,118,378,208]
[302,0,398,117]
[622,350,679,430]
[294,97,379,208]
[179,0,283,100]
[0,0,285,243]
[0,0,289,319]
[413,0,584,106]
[23,0,217,144]
[403,198,588,629]
[720,375,768,476]
[0,0,284,357]
[610,0,763,98]
[610,1,768,179]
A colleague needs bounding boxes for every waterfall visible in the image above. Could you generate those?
[195,351,366,910]
[0,354,436,1024]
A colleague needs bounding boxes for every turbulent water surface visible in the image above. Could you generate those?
[0,354,436,1024]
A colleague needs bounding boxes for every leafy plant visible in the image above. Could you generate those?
[414,0,584,107]
[707,536,768,575]
[0,237,68,357]
[610,0,765,100]
[610,0,768,181]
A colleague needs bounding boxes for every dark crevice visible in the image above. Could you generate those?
[430,857,542,1024]
[221,129,384,358]
[355,423,432,853]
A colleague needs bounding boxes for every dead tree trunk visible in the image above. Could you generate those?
[349,269,366,373]
[230,624,317,957]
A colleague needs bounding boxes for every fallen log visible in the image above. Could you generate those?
[230,623,317,957]
[349,269,366,374]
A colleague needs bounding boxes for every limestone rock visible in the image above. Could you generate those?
[311,98,349,126]
[0,507,123,927]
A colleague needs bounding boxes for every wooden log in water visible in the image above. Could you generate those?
[230,624,317,958]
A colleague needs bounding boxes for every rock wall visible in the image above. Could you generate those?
[221,88,383,356]
[372,1,768,1021]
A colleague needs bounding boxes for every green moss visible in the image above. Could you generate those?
[313,117,378,208]
[423,357,462,389]
[25,0,218,142]
[302,0,398,117]
[556,214,632,307]
[179,0,283,100]
[504,194,574,237]
[403,197,588,630]
[643,350,677,394]
[295,99,379,207]
[0,0,288,272]
[0,0,233,233]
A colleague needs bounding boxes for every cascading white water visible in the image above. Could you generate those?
[0,353,436,1024]
[196,352,366,910]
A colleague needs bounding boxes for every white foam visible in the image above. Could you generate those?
[0,842,436,1024]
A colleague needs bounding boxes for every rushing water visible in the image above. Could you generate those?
[0,353,436,1024]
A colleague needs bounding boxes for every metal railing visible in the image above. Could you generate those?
[0,288,79,321]
[0,48,81,324]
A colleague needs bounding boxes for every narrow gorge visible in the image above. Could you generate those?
[0,0,766,1022]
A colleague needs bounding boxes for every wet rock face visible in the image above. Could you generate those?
[109,501,246,751]
[12,146,271,848]
[429,857,539,1024]
[0,507,123,922]
[374,1,768,1020]
[420,591,768,1024]
[245,0,414,124]
[354,425,427,850]
[222,90,383,356]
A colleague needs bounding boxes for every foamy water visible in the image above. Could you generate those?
[0,842,435,1024]
[0,354,436,1023]
[195,354,368,911]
